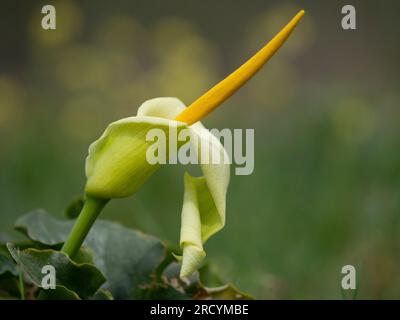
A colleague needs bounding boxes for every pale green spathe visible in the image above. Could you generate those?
[85,97,230,277]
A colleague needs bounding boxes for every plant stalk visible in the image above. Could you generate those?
[19,266,25,300]
[61,196,109,259]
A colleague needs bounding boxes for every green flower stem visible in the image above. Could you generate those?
[19,266,25,300]
[36,197,108,300]
[61,196,109,259]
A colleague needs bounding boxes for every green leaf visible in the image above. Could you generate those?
[0,232,39,251]
[92,289,114,300]
[0,251,18,277]
[15,210,68,246]
[160,262,253,300]
[15,211,166,299]
[38,286,80,300]
[7,244,105,299]
[0,249,20,299]
[202,284,253,300]
[85,220,166,299]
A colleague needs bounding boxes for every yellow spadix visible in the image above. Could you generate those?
[175,10,305,125]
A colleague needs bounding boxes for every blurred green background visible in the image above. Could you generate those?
[1,0,400,299]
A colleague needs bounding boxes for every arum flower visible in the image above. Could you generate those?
[61,10,305,278]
